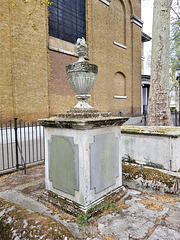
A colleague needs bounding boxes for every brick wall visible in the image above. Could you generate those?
[0,0,142,123]
[86,0,142,115]
[0,1,14,122]
[49,51,77,114]
[49,0,142,116]
[0,0,50,123]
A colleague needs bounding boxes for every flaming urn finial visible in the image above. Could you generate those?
[66,38,98,110]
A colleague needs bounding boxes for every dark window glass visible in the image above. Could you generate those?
[49,0,86,44]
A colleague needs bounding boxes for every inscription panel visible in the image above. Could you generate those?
[49,136,79,196]
[90,133,119,193]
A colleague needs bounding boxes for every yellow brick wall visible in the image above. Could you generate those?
[48,51,77,114]
[48,0,142,116]
[86,0,142,115]
[0,0,50,123]
[0,0,142,123]
[0,1,14,122]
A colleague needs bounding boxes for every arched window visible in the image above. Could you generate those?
[49,0,86,44]
[110,0,126,46]
[113,72,126,96]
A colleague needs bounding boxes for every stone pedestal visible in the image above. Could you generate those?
[39,114,128,213]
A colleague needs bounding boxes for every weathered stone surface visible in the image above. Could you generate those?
[160,208,180,232]
[121,126,180,172]
[40,186,126,218]
[44,125,123,209]
[0,165,180,239]
[0,197,75,239]
[66,61,98,74]
[97,189,169,239]
[122,163,179,194]
[49,136,79,196]
[148,226,180,240]
[121,126,180,136]
[90,133,119,193]
[39,115,128,130]
[66,42,98,109]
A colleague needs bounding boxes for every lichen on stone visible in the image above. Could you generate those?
[121,126,180,135]
[0,197,75,239]
[122,163,179,194]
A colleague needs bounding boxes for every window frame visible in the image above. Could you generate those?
[48,0,86,56]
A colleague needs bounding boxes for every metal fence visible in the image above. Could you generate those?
[143,111,180,126]
[0,118,45,174]
[171,110,180,126]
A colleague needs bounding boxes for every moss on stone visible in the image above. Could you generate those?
[121,126,180,135]
[122,163,178,192]
[0,198,75,239]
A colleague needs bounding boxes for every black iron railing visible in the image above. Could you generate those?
[142,111,180,126]
[0,118,45,174]
[173,110,180,126]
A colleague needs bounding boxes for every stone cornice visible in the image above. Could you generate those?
[39,115,128,130]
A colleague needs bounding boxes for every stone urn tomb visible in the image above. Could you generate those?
[39,38,128,215]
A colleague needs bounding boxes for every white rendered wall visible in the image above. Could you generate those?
[121,128,180,172]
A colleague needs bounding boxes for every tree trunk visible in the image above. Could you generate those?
[148,0,173,126]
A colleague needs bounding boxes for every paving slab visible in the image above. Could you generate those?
[0,165,180,239]
[148,226,180,240]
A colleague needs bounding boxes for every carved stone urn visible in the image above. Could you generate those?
[66,38,98,109]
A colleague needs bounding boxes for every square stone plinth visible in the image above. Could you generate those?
[39,115,127,212]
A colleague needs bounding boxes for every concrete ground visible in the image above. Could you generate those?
[122,116,144,126]
[0,164,180,239]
